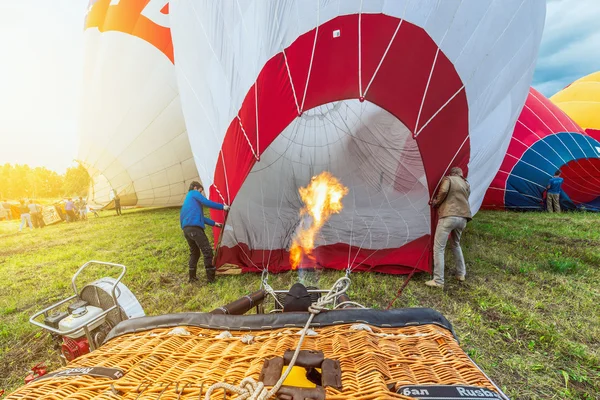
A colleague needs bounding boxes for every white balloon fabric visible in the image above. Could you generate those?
[171,0,546,274]
[78,0,199,207]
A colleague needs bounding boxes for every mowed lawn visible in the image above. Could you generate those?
[0,208,598,399]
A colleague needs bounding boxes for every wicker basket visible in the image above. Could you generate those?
[7,309,504,399]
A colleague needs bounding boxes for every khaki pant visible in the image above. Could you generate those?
[547,193,561,213]
[433,216,467,285]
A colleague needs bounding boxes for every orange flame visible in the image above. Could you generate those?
[290,172,348,269]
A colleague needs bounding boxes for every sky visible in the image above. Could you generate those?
[0,0,599,173]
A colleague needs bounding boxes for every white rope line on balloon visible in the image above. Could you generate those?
[362,1,408,98]
[512,136,561,171]
[282,49,301,115]
[414,86,464,138]
[417,0,524,140]
[329,102,428,258]
[272,5,302,116]
[300,0,320,113]
[347,194,390,270]
[259,172,268,268]
[350,175,431,272]
[413,0,463,133]
[505,153,554,178]
[520,111,600,191]
[502,152,600,197]
[328,105,421,272]
[255,84,260,160]
[414,48,439,134]
[237,116,260,161]
[265,121,304,267]
[505,132,600,198]
[358,0,363,98]
[542,100,594,162]
[516,119,571,166]
[488,187,544,202]
[219,150,232,204]
[428,134,470,202]
[532,89,600,186]
[212,183,226,203]
[526,106,578,161]
[497,170,546,189]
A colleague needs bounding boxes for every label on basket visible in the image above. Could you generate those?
[32,367,124,382]
[397,385,502,399]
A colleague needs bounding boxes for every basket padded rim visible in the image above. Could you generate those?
[105,307,455,344]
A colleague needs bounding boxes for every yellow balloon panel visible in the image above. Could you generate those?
[551,71,600,134]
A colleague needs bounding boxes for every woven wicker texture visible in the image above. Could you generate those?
[7,323,498,399]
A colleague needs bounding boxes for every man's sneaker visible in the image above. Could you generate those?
[456,275,465,282]
[425,280,444,288]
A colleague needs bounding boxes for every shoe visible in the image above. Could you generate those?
[205,267,216,283]
[425,280,444,288]
[188,269,198,283]
[456,275,465,282]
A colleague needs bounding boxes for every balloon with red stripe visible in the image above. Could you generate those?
[483,88,600,211]
[172,0,546,274]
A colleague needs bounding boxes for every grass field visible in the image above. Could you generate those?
[0,208,598,399]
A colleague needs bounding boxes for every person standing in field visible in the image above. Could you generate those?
[77,196,88,220]
[114,192,122,216]
[546,171,563,213]
[180,181,229,283]
[426,167,472,289]
[18,200,33,232]
[65,198,76,222]
[28,200,44,228]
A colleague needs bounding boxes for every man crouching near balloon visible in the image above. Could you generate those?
[180,181,230,283]
[426,167,472,289]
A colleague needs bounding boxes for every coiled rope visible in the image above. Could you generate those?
[204,277,352,400]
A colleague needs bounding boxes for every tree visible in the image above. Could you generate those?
[62,164,91,197]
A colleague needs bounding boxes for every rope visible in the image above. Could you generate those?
[204,277,351,400]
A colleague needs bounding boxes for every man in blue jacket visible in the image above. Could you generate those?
[546,171,564,213]
[180,181,229,283]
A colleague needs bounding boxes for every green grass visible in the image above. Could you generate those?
[0,209,599,399]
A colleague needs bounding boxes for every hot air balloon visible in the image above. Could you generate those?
[171,0,546,275]
[78,0,199,208]
[551,71,600,138]
[483,88,600,211]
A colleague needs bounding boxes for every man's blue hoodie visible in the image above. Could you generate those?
[180,190,224,229]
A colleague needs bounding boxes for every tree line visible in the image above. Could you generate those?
[0,163,90,200]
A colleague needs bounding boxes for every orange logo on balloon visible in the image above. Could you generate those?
[85,0,174,63]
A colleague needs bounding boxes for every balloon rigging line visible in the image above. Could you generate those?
[510,125,600,192]
[299,0,319,113]
[429,134,470,203]
[358,0,363,97]
[414,48,440,134]
[416,0,524,140]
